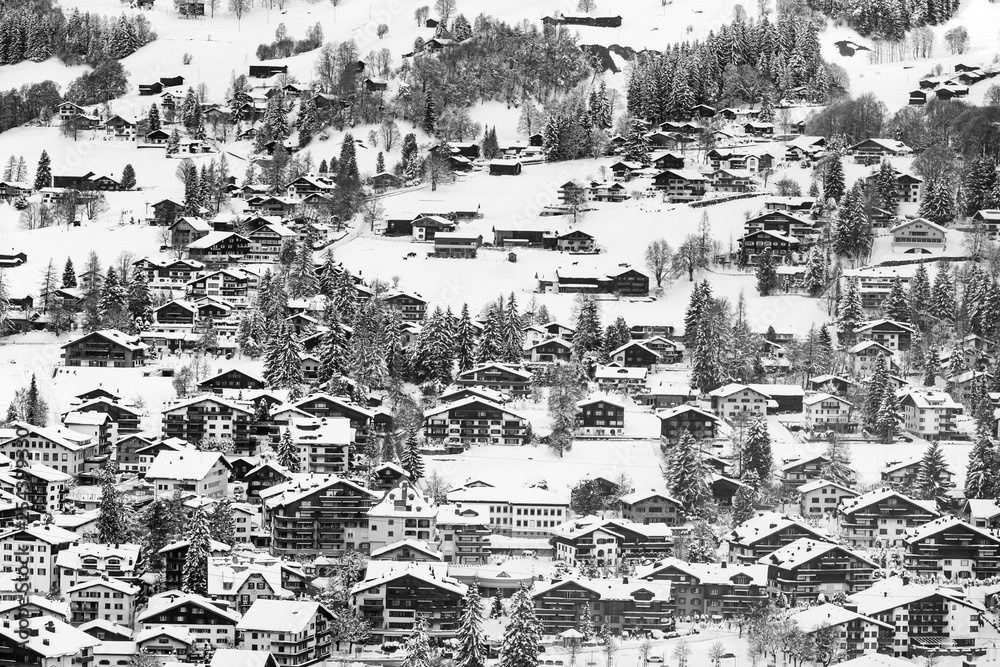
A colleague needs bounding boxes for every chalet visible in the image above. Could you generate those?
[908,88,928,105]
[247,222,297,262]
[739,230,800,265]
[523,338,572,363]
[454,364,532,398]
[488,160,522,176]
[139,82,163,96]
[709,168,755,193]
[895,173,923,203]
[433,232,481,258]
[411,215,456,241]
[56,102,86,122]
[641,336,683,363]
[246,196,296,217]
[575,397,625,436]
[904,517,1000,580]
[726,512,831,565]
[744,209,815,238]
[802,393,855,433]
[162,396,254,454]
[890,218,947,252]
[656,404,720,442]
[185,269,259,307]
[350,566,465,641]
[760,538,876,604]
[185,232,250,263]
[708,384,769,420]
[249,65,288,78]
[797,479,859,518]
[61,330,147,368]
[609,161,643,182]
[847,138,913,164]
[149,198,184,226]
[743,121,774,136]
[235,599,334,663]
[197,369,266,394]
[787,604,893,660]
[651,169,709,202]
[807,374,856,396]
[635,382,696,409]
[556,229,596,252]
[168,217,211,248]
[595,365,647,392]
[608,340,660,369]
[651,152,686,171]
[285,175,335,199]
[635,558,767,620]
[935,84,969,100]
[364,77,388,92]
[0,251,27,268]
[424,37,454,51]
[101,115,136,140]
[848,340,895,376]
[882,456,953,489]
[838,489,940,549]
[492,224,554,248]
[144,128,170,145]
[973,209,1000,237]
[850,577,986,659]
[0,181,31,201]
[383,291,427,322]
[370,172,402,192]
[541,264,649,296]
[551,519,671,568]
[853,319,915,351]
[145,450,231,498]
[780,455,835,489]
[898,389,962,440]
[136,591,240,647]
[291,394,377,444]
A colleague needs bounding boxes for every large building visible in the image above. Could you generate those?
[235,599,333,666]
[350,564,466,641]
[422,398,530,447]
[531,577,673,635]
[838,489,940,549]
[61,330,148,367]
[445,487,568,539]
[761,538,877,604]
[635,558,768,620]
[726,512,831,564]
[903,517,1000,580]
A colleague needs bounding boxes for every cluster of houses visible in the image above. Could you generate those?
[908,63,998,106]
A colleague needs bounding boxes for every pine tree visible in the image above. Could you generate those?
[923,347,940,386]
[210,497,235,545]
[455,585,487,667]
[742,416,773,483]
[120,164,136,190]
[920,177,955,225]
[276,427,300,473]
[864,354,889,430]
[820,439,854,486]
[375,151,385,174]
[62,258,76,288]
[667,431,709,517]
[147,103,161,132]
[423,96,437,135]
[731,470,760,526]
[97,465,130,544]
[499,587,543,667]
[837,277,864,341]
[965,428,996,499]
[33,150,51,190]
[572,295,603,361]
[167,128,180,156]
[456,303,477,372]
[823,153,845,202]
[755,248,777,296]
[883,278,910,322]
[873,160,900,212]
[263,321,304,393]
[914,440,955,510]
[181,506,211,596]
[622,118,650,165]
[909,262,930,326]
[297,95,317,148]
[401,430,424,480]
[931,263,956,323]
[876,389,901,444]
[141,499,176,571]
[318,316,349,384]
[477,302,503,363]
[127,267,153,332]
[502,292,524,364]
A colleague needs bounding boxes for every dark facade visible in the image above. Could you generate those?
[266,478,379,556]
[61,331,147,368]
[532,579,672,636]
[197,369,265,394]
[455,365,532,398]
[575,399,625,432]
[657,405,719,442]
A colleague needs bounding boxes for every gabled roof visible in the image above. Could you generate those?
[61,329,146,352]
[727,512,829,547]
[788,603,892,633]
[145,450,229,481]
[709,383,769,399]
[137,591,240,624]
[839,488,939,517]
[458,363,532,380]
[617,489,682,506]
[847,340,894,355]
[802,392,853,408]
[236,599,329,633]
[797,478,857,495]
[853,319,916,334]
[370,539,443,560]
[904,516,1000,545]
[655,404,720,423]
[186,231,249,249]
[351,564,467,597]
[760,537,875,569]
[889,217,948,235]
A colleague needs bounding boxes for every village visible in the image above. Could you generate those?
[2,1,1000,667]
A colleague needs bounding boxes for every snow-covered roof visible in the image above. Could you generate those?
[370,539,443,560]
[796,478,857,495]
[802,392,853,408]
[889,217,948,235]
[368,482,436,519]
[137,591,241,623]
[351,563,467,597]
[788,603,891,633]
[211,649,278,667]
[61,329,146,352]
[145,450,228,482]
[447,486,568,506]
[617,488,682,506]
[708,383,768,399]
[849,576,984,617]
[66,577,139,595]
[0,616,100,657]
[760,537,876,569]
[594,365,646,380]
[655,404,719,422]
[905,516,1000,545]
[0,523,79,545]
[839,488,939,517]
[186,231,248,249]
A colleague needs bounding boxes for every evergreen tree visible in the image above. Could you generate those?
[876,389,901,444]
[920,177,955,225]
[297,95,317,148]
[755,248,777,296]
[97,465,131,544]
[666,431,709,517]
[166,128,180,156]
[802,247,826,297]
[931,263,956,323]
[873,160,900,212]
[690,301,728,394]
[403,618,433,667]
[263,321,304,394]
[127,267,153,332]
[147,103,160,132]
[864,355,889,430]
[141,499,175,571]
[965,429,997,499]
[923,347,940,386]
[62,257,76,288]
[837,277,864,341]
[401,431,424,481]
[210,497,235,545]
[820,439,854,486]
[499,587,543,667]
[915,440,955,510]
[456,303,477,372]
[742,416,773,483]
[548,364,584,458]
[502,292,524,364]
[882,278,910,322]
[455,585,487,667]
[477,302,503,363]
[317,315,349,384]
[731,470,760,526]
[98,267,128,330]
[909,262,930,326]
[964,157,998,216]
[572,295,603,361]
[120,164,136,190]
[622,118,650,165]
[423,96,437,135]
[823,153,845,202]
[684,281,710,346]
[181,507,211,596]
[33,150,51,190]
[375,151,385,173]
[276,427,300,473]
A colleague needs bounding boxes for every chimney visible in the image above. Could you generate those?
[45,621,55,633]
[622,577,629,584]
[720,562,727,569]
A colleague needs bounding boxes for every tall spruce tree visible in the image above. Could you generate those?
[401,430,424,480]
[742,416,773,483]
[455,585,487,667]
[883,278,910,322]
[33,150,51,190]
[667,431,709,517]
[181,507,212,596]
[931,263,956,323]
[97,465,130,544]
[837,277,864,341]
[823,153,845,202]
[915,440,955,510]
[276,427,301,473]
[499,587,543,667]
[965,428,996,499]
[62,258,77,288]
